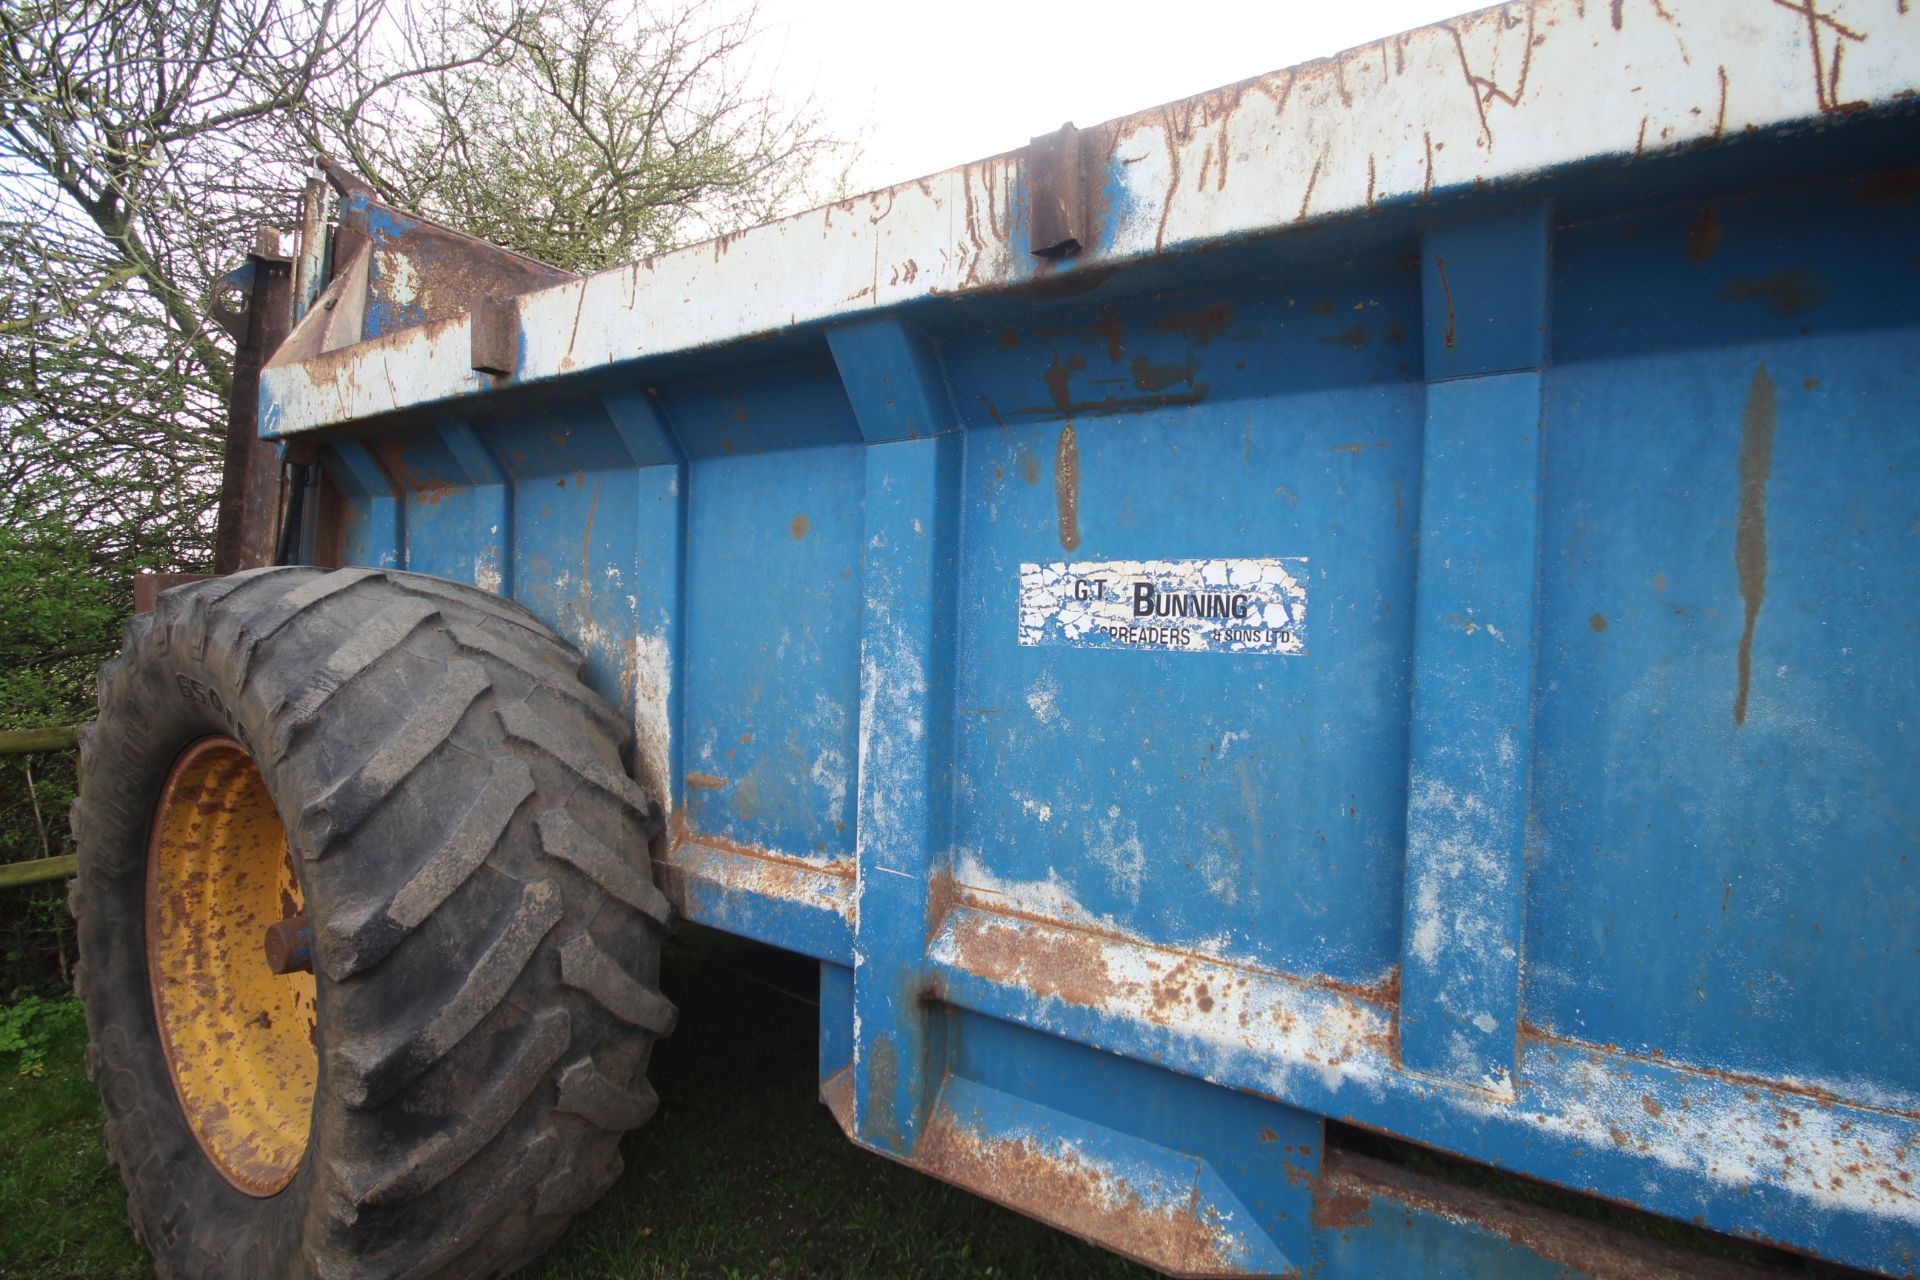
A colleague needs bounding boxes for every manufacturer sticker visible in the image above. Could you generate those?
[1018,558,1307,655]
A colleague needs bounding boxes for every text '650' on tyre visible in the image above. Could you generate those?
[70,566,674,1280]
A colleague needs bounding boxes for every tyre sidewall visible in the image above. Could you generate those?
[77,606,322,1274]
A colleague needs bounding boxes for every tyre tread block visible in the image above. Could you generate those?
[381,573,563,646]
[558,934,678,1037]
[303,660,489,856]
[274,595,442,754]
[311,1133,559,1280]
[555,1057,659,1131]
[533,1151,623,1222]
[536,810,671,928]
[347,1008,570,1210]
[332,879,561,1109]
[496,702,651,818]
[446,620,620,741]
[222,568,365,679]
[323,759,536,981]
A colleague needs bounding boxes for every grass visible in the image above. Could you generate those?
[0,998,148,1279]
[0,929,1151,1280]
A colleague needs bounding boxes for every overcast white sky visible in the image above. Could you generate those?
[748,0,1484,195]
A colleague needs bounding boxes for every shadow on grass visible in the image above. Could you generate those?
[524,927,1152,1280]
[0,928,1153,1280]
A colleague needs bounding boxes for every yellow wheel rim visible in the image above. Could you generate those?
[146,736,317,1196]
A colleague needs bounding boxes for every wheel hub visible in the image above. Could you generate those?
[146,736,316,1196]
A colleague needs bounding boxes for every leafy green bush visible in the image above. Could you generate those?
[0,994,85,1077]
[0,516,163,994]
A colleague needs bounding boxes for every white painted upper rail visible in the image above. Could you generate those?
[261,0,1920,437]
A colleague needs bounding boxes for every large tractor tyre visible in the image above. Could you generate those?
[70,566,675,1280]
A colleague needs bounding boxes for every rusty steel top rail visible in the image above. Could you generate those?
[259,0,1920,438]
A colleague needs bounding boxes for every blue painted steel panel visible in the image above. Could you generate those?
[946,260,1424,992]
[667,364,865,867]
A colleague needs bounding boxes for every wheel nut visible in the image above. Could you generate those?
[264,913,312,975]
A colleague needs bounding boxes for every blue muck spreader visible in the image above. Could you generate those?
[70,1,1920,1276]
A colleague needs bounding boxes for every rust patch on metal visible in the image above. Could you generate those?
[949,911,1114,1008]
[684,771,729,790]
[1043,350,1084,415]
[314,475,348,569]
[946,904,1396,1076]
[369,437,463,506]
[925,869,962,945]
[1434,255,1457,349]
[667,825,854,878]
[320,167,575,345]
[1733,364,1775,726]
[1858,166,1920,206]
[1004,263,1122,302]
[1590,613,1609,633]
[1005,341,1207,423]
[1715,269,1826,317]
[133,572,217,614]
[1018,448,1041,486]
[866,1035,905,1151]
[917,1108,1246,1277]
[655,831,854,932]
[1129,352,1203,394]
[1320,966,1401,1010]
[1053,424,1082,553]
[1026,122,1089,259]
[1525,1022,1916,1121]
[1685,207,1723,262]
[790,514,810,540]
[1310,1176,1375,1232]
[1093,308,1124,362]
[821,1065,855,1135]
[1316,323,1370,351]
[1148,304,1232,348]
[262,912,312,975]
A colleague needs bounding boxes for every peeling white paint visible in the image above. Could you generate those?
[630,631,672,814]
[1025,672,1060,726]
[1460,1049,1920,1229]
[374,247,420,309]
[951,852,1126,934]
[810,747,849,816]
[471,553,502,596]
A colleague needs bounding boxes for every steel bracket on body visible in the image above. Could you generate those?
[1026,122,1094,260]
[1399,202,1553,1093]
[828,317,962,1158]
